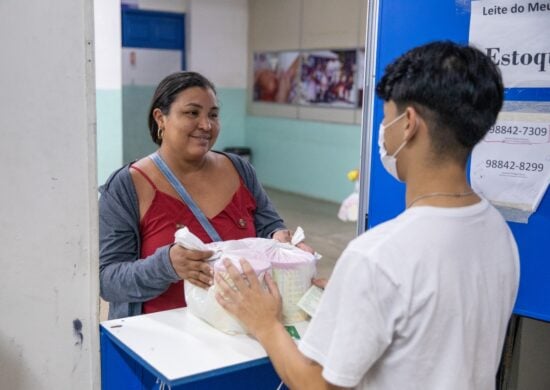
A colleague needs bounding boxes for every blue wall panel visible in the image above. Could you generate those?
[122,8,186,68]
[368,0,550,321]
[368,1,471,227]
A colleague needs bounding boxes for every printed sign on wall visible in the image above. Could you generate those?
[471,109,550,222]
[469,0,550,88]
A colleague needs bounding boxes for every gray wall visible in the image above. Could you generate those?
[0,1,100,388]
[511,318,550,390]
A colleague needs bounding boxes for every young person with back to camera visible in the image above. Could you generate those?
[215,41,520,389]
[99,71,310,320]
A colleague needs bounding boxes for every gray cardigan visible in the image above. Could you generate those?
[99,152,286,319]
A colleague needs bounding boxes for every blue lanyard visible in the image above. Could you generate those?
[149,152,222,242]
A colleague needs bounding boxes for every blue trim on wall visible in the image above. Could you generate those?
[121,8,186,68]
[505,88,550,101]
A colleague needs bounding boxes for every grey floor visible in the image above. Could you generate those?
[265,187,358,279]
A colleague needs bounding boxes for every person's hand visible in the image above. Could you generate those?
[169,245,214,289]
[312,277,328,289]
[215,259,282,339]
[272,229,315,254]
[296,241,315,254]
[272,229,292,243]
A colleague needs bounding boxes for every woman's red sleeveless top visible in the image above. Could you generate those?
[131,165,257,314]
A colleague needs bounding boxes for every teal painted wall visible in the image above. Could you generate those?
[122,85,156,164]
[96,89,122,186]
[121,86,247,162]
[215,88,247,151]
[245,116,361,203]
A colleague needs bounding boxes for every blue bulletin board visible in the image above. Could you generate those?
[359,0,550,321]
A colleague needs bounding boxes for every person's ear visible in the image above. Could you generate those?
[403,106,420,141]
[153,108,165,129]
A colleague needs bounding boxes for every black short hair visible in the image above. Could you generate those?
[148,71,217,145]
[376,41,504,162]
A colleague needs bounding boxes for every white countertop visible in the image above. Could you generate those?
[101,307,308,383]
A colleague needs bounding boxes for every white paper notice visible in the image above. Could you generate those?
[122,48,182,87]
[471,111,550,222]
[469,0,550,88]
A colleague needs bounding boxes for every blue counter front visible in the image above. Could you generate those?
[100,308,306,389]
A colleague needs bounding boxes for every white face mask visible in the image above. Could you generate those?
[378,112,408,181]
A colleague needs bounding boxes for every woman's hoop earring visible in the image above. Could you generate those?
[157,127,164,141]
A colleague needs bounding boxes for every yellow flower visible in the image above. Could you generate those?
[347,169,359,182]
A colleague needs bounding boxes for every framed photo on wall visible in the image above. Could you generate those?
[357,49,365,108]
[253,51,300,104]
[299,49,357,108]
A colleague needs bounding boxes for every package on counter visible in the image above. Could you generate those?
[175,227,320,334]
[268,240,318,323]
[184,253,271,335]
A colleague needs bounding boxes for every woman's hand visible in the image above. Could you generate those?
[272,229,292,243]
[169,245,214,288]
[215,259,282,340]
[272,229,315,254]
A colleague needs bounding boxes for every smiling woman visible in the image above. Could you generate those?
[99,71,296,320]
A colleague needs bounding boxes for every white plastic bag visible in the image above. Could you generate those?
[267,240,318,324]
[175,227,319,332]
[184,255,271,335]
[176,228,271,334]
[210,228,320,324]
[212,234,319,324]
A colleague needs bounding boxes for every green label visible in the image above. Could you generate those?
[285,325,301,340]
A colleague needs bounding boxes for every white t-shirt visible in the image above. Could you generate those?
[299,199,519,390]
